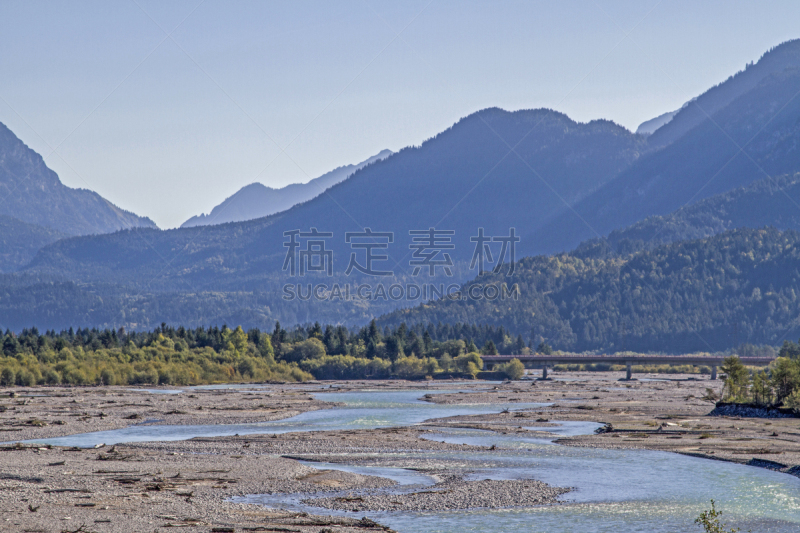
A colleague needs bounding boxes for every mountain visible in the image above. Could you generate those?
[26,108,647,285]
[0,122,157,236]
[379,227,800,353]
[9,40,800,334]
[635,109,678,135]
[531,63,800,255]
[181,150,393,228]
[0,216,68,273]
[648,39,800,147]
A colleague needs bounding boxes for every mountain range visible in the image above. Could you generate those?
[3,38,800,352]
[23,108,647,286]
[180,150,393,228]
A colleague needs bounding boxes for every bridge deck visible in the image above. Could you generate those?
[481,355,775,380]
[482,355,774,366]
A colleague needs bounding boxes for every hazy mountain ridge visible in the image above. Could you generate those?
[6,39,800,343]
[180,149,393,228]
[647,38,800,147]
[635,109,678,135]
[26,107,647,284]
[0,122,157,236]
[531,65,800,255]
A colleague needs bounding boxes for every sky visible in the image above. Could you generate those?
[1,1,799,228]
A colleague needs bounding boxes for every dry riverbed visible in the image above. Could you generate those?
[0,372,798,532]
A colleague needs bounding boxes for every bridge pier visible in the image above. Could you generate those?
[626,362,632,380]
[541,365,548,380]
[711,366,717,380]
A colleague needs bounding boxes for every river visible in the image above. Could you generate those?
[23,388,800,532]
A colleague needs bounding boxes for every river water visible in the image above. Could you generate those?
[22,388,800,532]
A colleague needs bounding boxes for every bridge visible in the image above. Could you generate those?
[481,355,776,380]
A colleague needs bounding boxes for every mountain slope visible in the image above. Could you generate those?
[601,173,800,253]
[0,216,68,273]
[0,122,157,235]
[532,66,800,255]
[181,149,393,228]
[648,39,800,147]
[380,227,800,352]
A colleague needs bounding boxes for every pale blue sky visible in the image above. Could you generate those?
[1,0,798,228]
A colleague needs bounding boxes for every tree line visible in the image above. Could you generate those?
[0,321,531,386]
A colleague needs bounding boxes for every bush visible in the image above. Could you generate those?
[499,358,525,380]
[783,388,800,413]
[63,368,88,385]
[15,369,35,387]
[393,355,440,379]
[0,367,15,386]
[455,353,484,376]
[283,338,327,363]
[695,500,740,533]
[43,369,61,385]
[100,368,116,386]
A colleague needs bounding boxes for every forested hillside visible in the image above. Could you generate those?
[381,228,800,353]
[0,216,67,272]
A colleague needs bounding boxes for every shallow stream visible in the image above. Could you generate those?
[24,388,800,532]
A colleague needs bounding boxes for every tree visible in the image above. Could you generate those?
[323,326,335,354]
[750,370,772,406]
[309,322,323,340]
[455,352,484,376]
[721,356,749,401]
[537,342,553,355]
[368,319,381,344]
[0,368,15,386]
[283,338,326,363]
[229,326,248,353]
[272,321,285,358]
[771,356,800,402]
[514,335,526,354]
[384,336,405,361]
[482,340,498,355]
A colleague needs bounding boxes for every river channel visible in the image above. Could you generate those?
[23,388,800,532]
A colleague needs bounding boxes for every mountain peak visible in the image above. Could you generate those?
[180,149,394,228]
[0,122,156,236]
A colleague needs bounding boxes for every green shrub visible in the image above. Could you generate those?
[283,338,327,363]
[100,368,116,386]
[0,367,15,386]
[15,369,35,387]
[498,358,525,380]
[44,369,61,385]
[63,368,88,385]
